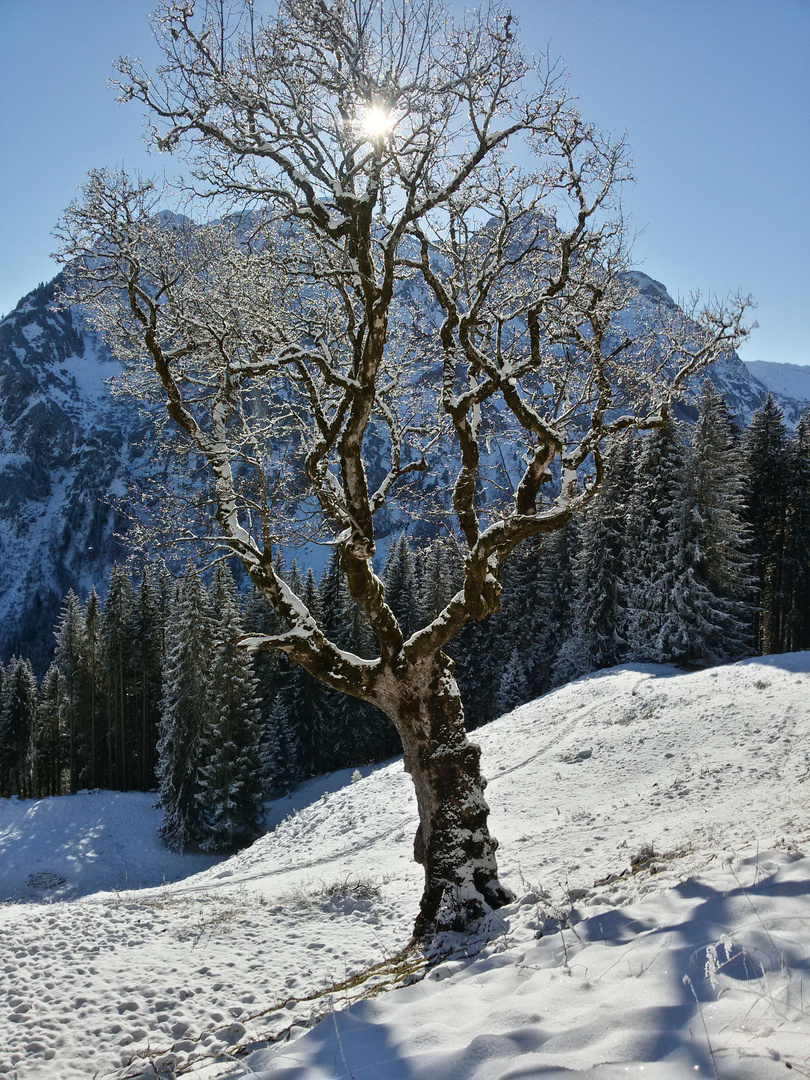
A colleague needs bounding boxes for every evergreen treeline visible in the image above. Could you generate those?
[0,553,398,849]
[2,387,809,850]
[452,387,810,728]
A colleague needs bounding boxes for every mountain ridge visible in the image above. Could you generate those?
[0,268,806,668]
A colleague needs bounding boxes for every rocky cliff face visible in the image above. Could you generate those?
[0,278,152,669]
[0,270,803,669]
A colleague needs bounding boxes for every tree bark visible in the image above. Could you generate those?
[376,651,513,939]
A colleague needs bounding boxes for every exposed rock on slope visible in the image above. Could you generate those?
[0,279,145,669]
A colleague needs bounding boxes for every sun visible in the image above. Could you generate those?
[359,103,392,140]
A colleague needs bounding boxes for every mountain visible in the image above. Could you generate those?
[1,652,808,1078]
[0,278,155,670]
[744,359,810,410]
[1,268,806,669]
[627,271,808,428]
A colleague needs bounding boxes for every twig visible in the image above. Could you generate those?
[683,974,720,1080]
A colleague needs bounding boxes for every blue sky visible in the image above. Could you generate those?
[1,0,808,365]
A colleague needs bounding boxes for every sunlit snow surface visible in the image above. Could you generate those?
[1,655,809,1078]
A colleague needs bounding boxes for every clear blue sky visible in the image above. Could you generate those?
[1,1,808,365]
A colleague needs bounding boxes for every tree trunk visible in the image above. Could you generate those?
[378,651,513,940]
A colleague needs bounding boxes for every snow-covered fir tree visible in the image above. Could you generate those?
[624,421,686,661]
[156,566,215,849]
[35,664,63,797]
[742,394,789,654]
[317,553,362,770]
[531,524,579,692]
[554,436,635,682]
[82,587,102,789]
[418,537,461,629]
[783,407,810,651]
[53,590,87,793]
[383,534,418,638]
[264,656,310,792]
[0,657,38,798]
[99,565,136,790]
[241,584,284,795]
[657,384,754,665]
[496,647,530,716]
[196,574,265,853]
[130,568,164,790]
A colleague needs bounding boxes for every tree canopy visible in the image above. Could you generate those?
[56,0,750,938]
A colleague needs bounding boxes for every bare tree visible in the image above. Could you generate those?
[56,0,750,938]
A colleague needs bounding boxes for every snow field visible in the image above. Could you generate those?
[245,849,810,1079]
[0,654,809,1078]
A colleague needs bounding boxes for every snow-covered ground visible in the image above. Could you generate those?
[1,654,809,1079]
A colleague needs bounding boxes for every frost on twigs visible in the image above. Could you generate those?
[54,0,751,937]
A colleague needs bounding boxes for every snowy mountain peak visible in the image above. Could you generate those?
[623,269,676,306]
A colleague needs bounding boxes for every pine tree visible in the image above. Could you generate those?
[317,552,359,770]
[82,587,102,789]
[343,574,399,764]
[197,582,265,852]
[242,585,284,794]
[130,569,164,790]
[262,566,328,785]
[0,657,38,798]
[53,590,86,793]
[496,647,530,715]
[465,542,536,720]
[151,559,177,659]
[209,560,240,618]
[383,534,418,637]
[692,386,755,610]
[784,408,810,650]
[554,436,635,681]
[264,657,309,791]
[657,384,754,665]
[528,524,578,693]
[156,566,214,849]
[625,421,688,662]
[99,566,136,790]
[742,394,789,654]
[418,538,460,629]
[35,664,63,797]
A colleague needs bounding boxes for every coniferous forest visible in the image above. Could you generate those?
[2,387,809,851]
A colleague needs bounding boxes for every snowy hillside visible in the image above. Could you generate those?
[1,653,809,1079]
[745,360,810,406]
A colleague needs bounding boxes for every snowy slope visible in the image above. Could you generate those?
[745,360,810,406]
[1,654,809,1079]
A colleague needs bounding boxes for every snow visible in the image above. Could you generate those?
[20,324,43,345]
[745,360,810,405]
[1,654,809,1078]
[0,791,220,903]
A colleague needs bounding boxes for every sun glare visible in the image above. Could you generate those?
[360,104,392,140]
